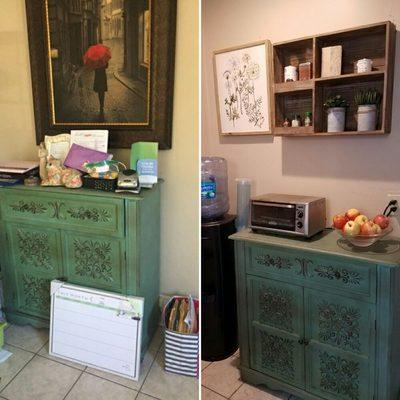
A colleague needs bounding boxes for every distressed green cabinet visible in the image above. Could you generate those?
[0,185,161,353]
[231,230,400,400]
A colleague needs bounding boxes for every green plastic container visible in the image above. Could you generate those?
[0,322,7,348]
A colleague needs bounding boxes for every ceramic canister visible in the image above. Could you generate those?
[284,65,298,82]
[356,58,373,73]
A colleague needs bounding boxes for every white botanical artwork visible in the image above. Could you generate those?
[214,42,270,134]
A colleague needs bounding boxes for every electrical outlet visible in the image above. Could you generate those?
[386,193,400,216]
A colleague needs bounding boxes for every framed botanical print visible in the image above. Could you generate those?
[25,0,177,149]
[213,40,273,136]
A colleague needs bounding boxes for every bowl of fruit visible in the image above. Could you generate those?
[333,208,393,247]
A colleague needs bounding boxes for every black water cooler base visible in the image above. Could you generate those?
[201,214,238,361]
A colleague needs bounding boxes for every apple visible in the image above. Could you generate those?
[360,221,376,236]
[354,215,369,225]
[373,214,390,230]
[343,220,361,236]
[333,214,348,229]
[373,223,382,234]
[346,208,361,221]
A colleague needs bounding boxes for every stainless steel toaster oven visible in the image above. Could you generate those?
[250,193,326,238]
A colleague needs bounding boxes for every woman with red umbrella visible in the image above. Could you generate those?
[83,43,112,117]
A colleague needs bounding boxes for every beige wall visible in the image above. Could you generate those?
[202,0,400,229]
[0,0,199,297]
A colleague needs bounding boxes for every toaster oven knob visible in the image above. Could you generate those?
[297,221,303,229]
[297,211,304,219]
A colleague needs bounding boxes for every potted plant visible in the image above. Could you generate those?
[354,89,381,131]
[324,95,349,132]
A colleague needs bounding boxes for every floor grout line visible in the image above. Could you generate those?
[137,340,164,395]
[201,385,229,399]
[228,382,243,399]
[0,351,36,395]
[62,369,85,400]
[35,353,87,373]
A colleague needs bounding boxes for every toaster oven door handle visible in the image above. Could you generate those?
[252,202,295,208]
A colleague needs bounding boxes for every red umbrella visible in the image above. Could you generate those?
[83,44,111,69]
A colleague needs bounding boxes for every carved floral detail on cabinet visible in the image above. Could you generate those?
[314,265,361,286]
[16,229,52,270]
[318,301,361,352]
[67,207,111,222]
[260,331,295,379]
[255,254,293,270]
[10,201,47,214]
[259,285,294,332]
[22,274,50,312]
[319,351,360,400]
[73,239,113,282]
[49,201,65,220]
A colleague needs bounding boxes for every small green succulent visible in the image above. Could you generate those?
[324,95,349,108]
[354,89,382,106]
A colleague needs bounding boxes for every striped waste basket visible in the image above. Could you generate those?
[163,296,199,377]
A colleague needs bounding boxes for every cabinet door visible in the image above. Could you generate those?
[305,289,375,400]
[62,232,125,292]
[247,276,305,388]
[6,224,63,318]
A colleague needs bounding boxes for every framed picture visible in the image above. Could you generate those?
[213,40,273,136]
[25,0,177,149]
[44,133,71,163]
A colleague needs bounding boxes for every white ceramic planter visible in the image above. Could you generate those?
[327,107,346,132]
[357,104,377,131]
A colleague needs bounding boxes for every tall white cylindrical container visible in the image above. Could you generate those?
[235,178,251,231]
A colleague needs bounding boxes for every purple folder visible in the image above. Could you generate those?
[64,144,112,172]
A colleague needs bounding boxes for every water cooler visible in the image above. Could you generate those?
[201,157,238,361]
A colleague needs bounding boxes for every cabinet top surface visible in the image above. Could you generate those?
[230,229,400,266]
[0,183,161,201]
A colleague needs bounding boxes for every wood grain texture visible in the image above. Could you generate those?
[271,21,396,137]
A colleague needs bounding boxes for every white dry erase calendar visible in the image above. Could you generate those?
[49,280,144,381]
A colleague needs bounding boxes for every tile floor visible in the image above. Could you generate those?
[201,352,300,400]
[0,323,198,400]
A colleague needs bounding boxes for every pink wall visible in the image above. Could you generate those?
[202,0,400,227]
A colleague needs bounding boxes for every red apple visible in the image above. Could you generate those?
[333,214,348,229]
[346,208,361,221]
[343,220,361,236]
[373,214,390,230]
[360,221,376,236]
[354,215,368,225]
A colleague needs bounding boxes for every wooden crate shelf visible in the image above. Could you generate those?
[274,80,314,93]
[271,21,396,137]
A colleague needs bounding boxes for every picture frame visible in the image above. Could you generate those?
[25,0,177,149]
[44,133,71,164]
[213,40,273,136]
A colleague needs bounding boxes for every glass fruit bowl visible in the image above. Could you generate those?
[334,226,393,247]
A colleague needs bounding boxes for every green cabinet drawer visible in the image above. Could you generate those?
[62,233,125,292]
[6,224,62,274]
[1,193,125,237]
[246,244,312,280]
[306,343,373,400]
[307,256,376,301]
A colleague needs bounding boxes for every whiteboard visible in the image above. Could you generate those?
[49,280,144,381]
